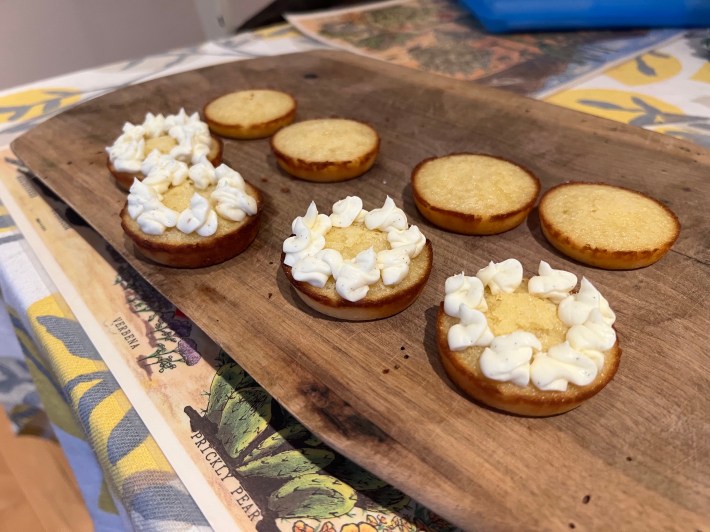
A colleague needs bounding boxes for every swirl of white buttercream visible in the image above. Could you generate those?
[444,273,487,318]
[106,123,146,173]
[211,165,257,222]
[528,261,578,303]
[566,308,616,370]
[140,150,189,194]
[292,249,345,287]
[334,248,381,302]
[318,249,344,278]
[142,112,166,138]
[176,193,218,237]
[169,114,211,163]
[283,203,334,267]
[330,196,364,228]
[291,255,333,288]
[163,108,190,128]
[376,247,411,286]
[558,277,616,327]
[187,159,218,190]
[387,225,426,258]
[480,331,541,387]
[127,179,178,235]
[215,164,244,187]
[364,196,408,231]
[530,341,598,391]
[476,259,523,294]
[293,202,332,236]
[447,306,495,352]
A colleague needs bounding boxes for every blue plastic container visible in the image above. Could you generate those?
[460,0,710,33]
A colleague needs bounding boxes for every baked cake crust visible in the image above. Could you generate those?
[270,118,380,182]
[412,153,540,235]
[539,182,681,270]
[203,89,297,139]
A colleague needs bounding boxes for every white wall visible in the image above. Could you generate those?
[1,0,273,89]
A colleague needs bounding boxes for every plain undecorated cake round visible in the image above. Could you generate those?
[539,182,680,269]
[120,180,262,268]
[270,118,380,182]
[437,280,621,417]
[204,89,296,139]
[412,153,540,235]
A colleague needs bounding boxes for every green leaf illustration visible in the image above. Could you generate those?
[242,421,310,463]
[237,448,335,479]
[217,386,271,458]
[326,458,388,491]
[268,474,357,519]
[206,362,255,423]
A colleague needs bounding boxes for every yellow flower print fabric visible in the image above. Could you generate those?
[0,88,81,124]
[545,35,710,146]
[26,294,209,528]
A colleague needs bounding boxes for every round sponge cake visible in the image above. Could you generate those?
[281,197,432,320]
[539,182,680,269]
[283,230,433,321]
[121,179,262,268]
[204,89,296,139]
[437,263,621,416]
[412,154,540,235]
[270,118,380,182]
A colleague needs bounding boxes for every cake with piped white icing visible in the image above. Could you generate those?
[281,195,433,320]
[106,109,223,191]
[437,258,621,416]
[120,158,261,268]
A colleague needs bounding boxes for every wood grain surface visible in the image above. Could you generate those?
[0,409,91,531]
[11,50,710,531]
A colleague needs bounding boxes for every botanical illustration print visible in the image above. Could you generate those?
[104,232,456,531]
[186,356,457,532]
[290,0,679,94]
[113,250,202,373]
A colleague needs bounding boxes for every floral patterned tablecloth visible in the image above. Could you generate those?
[0,5,708,531]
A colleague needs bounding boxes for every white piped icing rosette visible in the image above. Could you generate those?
[438,258,621,416]
[282,196,433,320]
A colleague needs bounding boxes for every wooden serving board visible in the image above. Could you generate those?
[11,51,709,530]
